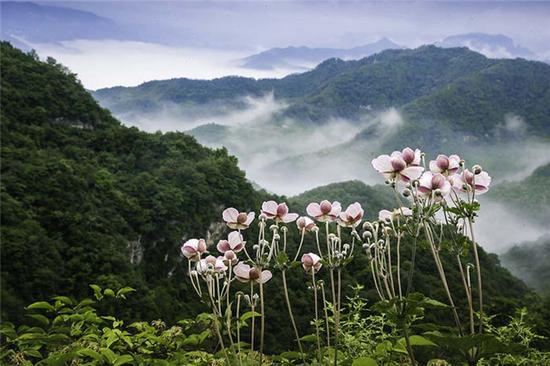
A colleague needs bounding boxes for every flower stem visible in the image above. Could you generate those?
[250,282,255,353]
[259,282,265,366]
[236,294,243,366]
[320,282,331,348]
[401,321,417,366]
[334,268,341,366]
[467,218,483,333]
[282,270,306,361]
[312,272,322,363]
[423,224,463,336]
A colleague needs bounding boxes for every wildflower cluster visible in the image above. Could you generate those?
[181,147,492,365]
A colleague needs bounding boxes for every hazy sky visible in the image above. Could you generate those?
[52,1,550,50]
[5,1,550,88]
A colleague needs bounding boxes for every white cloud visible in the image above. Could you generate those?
[28,40,298,89]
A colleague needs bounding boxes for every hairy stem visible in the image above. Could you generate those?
[320,282,331,348]
[282,270,305,361]
[259,282,265,366]
[312,272,322,363]
[467,218,483,333]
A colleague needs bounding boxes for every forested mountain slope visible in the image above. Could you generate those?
[0,42,260,323]
[94,46,550,141]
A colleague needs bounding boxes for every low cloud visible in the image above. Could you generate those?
[28,40,297,89]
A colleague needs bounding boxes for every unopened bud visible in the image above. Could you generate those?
[402,188,411,197]
[363,231,372,240]
[473,165,482,174]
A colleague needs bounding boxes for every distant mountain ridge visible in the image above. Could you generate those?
[240,37,402,70]
[437,33,536,59]
[94,46,550,144]
[0,1,120,45]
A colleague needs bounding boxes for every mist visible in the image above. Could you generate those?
[26,40,296,89]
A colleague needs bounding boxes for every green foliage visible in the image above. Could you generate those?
[0,285,221,365]
[0,41,262,325]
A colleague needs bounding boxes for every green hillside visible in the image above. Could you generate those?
[489,163,550,224]
[501,237,550,294]
[0,42,261,323]
[94,46,550,141]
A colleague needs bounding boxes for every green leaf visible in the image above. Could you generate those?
[239,311,261,322]
[352,357,378,366]
[90,284,103,300]
[408,335,437,347]
[25,314,50,326]
[279,351,303,360]
[299,334,317,343]
[78,349,103,362]
[104,289,115,297]
[114,355,134,366]
[25,301,55,312]
[116,287,136,299]
[52,296,73,305]
[22,349,42,358]
[100,348,117,364]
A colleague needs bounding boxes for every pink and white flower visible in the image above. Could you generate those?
[399,147,422,166]
[378,207,413,222]
[371,152,424,183]
[306,200,342,222]
[296,216,316,232]
[197,255,227,274]
[418,172,451,199]
[301,253,322,273]
[181,238,207,261]
[217,231,245,253]
[429,154,461,175]
[451,169,492,195]
[222,207,255,230]
[233,263,272,284]
[337,202,364,227]
[223,250,238,265]
[261,201,299,223]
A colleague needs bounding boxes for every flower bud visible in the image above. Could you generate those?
[473,165,482,174]
[402,188,411,197]
[362,231,372,240]
[362,243,369,249]
[343,243,350,250]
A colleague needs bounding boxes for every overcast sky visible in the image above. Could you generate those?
[6,1,550,88]
[52,1,550,51]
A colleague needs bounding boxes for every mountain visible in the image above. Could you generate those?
[95,46,550,139]
[240,38,402,70]
[489,163,550,225]
[500,236,550,294]
[0,42,261,324]
[437,33,536,60]
[0,1,121,44]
